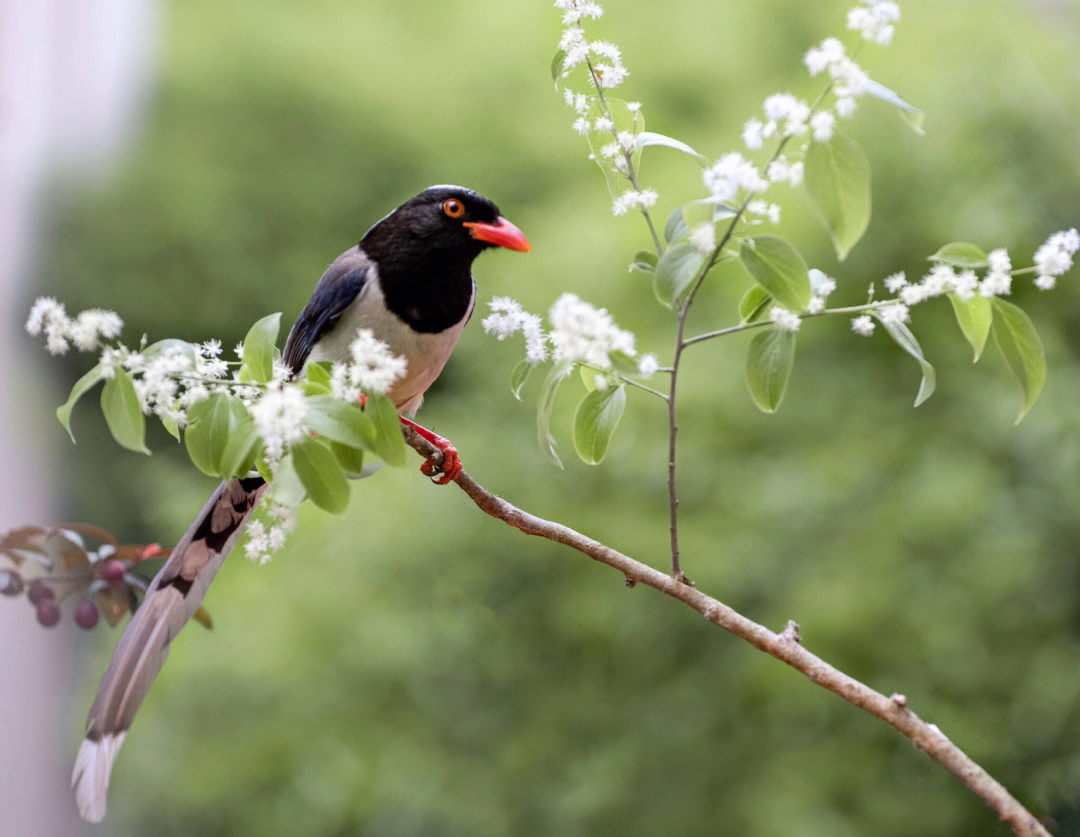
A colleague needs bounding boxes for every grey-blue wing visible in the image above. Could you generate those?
[283,248,370,374]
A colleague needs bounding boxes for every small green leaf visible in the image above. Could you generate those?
[745,327,796,413]
[990,298,1046,423]
[864,79,925,135]
[184,394,233,476]
[738,286,773,324]
[218,403,259,478]
[331,441,365,476]
[573,385,626,465]
[241,313,282,383]
[653,242,707,308]
[579,365,606,391]
[304,395,376,451]
[551,49,567,84]
[291,437,349,514]
[877,317,936,407]
[664,206,686,244]
[630,249,658,275]
[510,360,532,400]
[805,131,872,261]
[100,370,149,454]
[634,132,708,164]
[739,236,811,311]
[947,294,992,362]
[160,416,182,442]
[537,360,573,468]
[302,361,332,395]
[269,453,307,507]
[930,242,989,269]
[57,364,104,442]
[367,393,408,467]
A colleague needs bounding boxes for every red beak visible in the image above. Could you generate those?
[463,216,531,252]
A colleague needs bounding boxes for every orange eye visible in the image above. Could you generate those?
[442,198,465,219]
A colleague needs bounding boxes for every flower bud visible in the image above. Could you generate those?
[0,569,24,596]
[27,579,55,605]
[100,559,126,584]
[74,600,99,630]
[36,599,61,628]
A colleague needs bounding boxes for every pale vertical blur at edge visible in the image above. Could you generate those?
[0,0,158,832]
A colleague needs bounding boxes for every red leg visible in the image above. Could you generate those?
[399,416,462,485]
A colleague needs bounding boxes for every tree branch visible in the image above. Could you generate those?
[403,426,1051,837]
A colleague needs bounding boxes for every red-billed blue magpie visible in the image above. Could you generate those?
[72,185,530,821]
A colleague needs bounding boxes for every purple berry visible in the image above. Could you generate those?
[0,569,23,596]
[100,559,126,584]
[36,599,61,628]
[27,579,55,605]
[73,600,99,630]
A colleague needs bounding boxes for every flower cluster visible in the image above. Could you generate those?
[243,503,297,565]
[703,153,768,204]
[328,329,408,401]
[1033,228,1079,290]
[847,0,901,46]
[556,1,626,89]
[481,298,549,364]
[249,385,307,464]
[26,298,122,355]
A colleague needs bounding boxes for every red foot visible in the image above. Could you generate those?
[399,417,462,485]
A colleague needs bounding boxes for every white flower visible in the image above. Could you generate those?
[481,297,549,365]
[742,119,765,150]
[951,269,979,300]
[883,272,907,293]
[199,339,223,357]
[704,153,767,202]
[811,111,835,142]
[769,306,801,332]
[808,269,836,298]
[627,101,642,112]
[99,347,126,380]
[593,116,614,133]
[612,188,657,216]
[835,97,857,118]
[766,158,803,187]
[234,342,245,360]
[747,200,781,224]
[638,353,659,377]
[1035,275,1057,291]
[804,38,846,76]
[329,329,409,395]
[878,302,910,325]
[851,315,875,336]
[848,0,900,45]
[244,520,269,562]
[250,385,308,463]
[807,297,826,314]
[572,117,591,135]
[1032,229,1077,290]
[25,297,66,336]
[689,223,716,253]
[987,248,1011,275]
[548,293,635,368]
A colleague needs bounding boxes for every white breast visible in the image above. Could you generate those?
[306,268,474,414]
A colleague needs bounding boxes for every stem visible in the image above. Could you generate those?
[577,362,670,402]
[402,426,1050,837]
[585,59,664,256]
[683,301,888,346]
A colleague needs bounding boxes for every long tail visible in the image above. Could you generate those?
[72,476,268,822]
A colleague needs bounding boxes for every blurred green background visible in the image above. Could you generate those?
[25,0,1080,834]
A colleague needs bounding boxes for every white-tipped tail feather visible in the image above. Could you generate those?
[72,732,126,822]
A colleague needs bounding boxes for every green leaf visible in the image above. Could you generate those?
[100,370,149,454]
[366,393,408,467]
[184,394,233,476]
[877,317,936,407]
[302,361,332,395]
[537,360,573,468]
[653,242,707,309]
[579,365,606,391]
[990,298,1046,424]
[864,79,925,135]
[630,249,658,275]
[573,385,626,465]
[304,395,376,450]
[739,236,811,312]
[634,132,708,164]
[664,206,686,244]
[510,360,532,400]
[930,242,989,269]
[551,48,567,84]
[160,416,182,442]
[57,364,104,443]
[218,403,259,478]
[240,313,282,383]
[947,294,992,362]
[805,131,872,261]
[269,453,307,507]
[738,286,773,324]
[291,437,349,514]
[745,327,796,413]
[331,441,365,476]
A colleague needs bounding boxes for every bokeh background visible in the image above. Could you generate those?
[4,0,1080,834]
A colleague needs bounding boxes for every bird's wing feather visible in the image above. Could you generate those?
[282,248,370,373]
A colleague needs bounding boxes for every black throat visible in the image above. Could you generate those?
[362,231,479,334]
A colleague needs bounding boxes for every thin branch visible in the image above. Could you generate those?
[683,301,888,346]
[403,425,1050,837]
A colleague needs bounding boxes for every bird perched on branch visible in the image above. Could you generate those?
[72,185,530,821]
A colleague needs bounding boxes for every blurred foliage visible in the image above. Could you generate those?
[22,0,1080,834]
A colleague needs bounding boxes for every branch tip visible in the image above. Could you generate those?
[890,692,908,709]
[781,620,801,644]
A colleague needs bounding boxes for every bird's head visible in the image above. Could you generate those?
[362,185,530,267]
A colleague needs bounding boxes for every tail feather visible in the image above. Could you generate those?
[72,476,268,821]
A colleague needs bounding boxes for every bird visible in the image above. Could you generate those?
[71,185,530,822]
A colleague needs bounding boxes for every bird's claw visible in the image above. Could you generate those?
[420,436,461,485]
